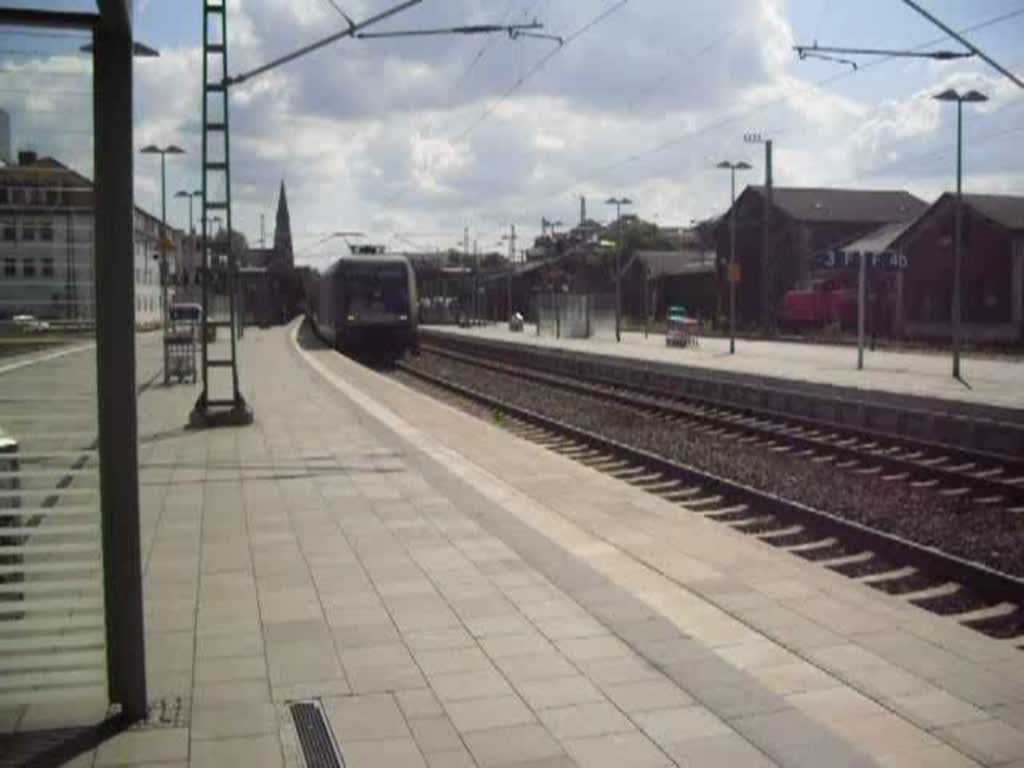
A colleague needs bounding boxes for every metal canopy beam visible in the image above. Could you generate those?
[0,7,98,29]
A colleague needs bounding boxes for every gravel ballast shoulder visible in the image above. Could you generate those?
[401,352,1024,579]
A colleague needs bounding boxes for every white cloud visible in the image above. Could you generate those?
[9,0,1023,260]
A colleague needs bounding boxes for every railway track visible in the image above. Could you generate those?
[420,340,1024,511]
[395,352,1024,646]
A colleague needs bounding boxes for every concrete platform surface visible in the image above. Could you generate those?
[50,323,1024,767]
[429,324,1024,414]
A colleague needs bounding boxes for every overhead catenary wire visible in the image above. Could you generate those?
[627,21,745,112]
[533,7,1024,209]
[450,0,630,144]
[901,0,1024,89]
[639,112,1024,239]
[321,0,356,29]
[446,0,524,98]
[380,0,627,212]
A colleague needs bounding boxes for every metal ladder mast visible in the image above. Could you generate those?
[192,0,251,426]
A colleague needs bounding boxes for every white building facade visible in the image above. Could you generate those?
[0,152,182,327]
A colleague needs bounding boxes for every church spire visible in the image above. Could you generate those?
[273,180,293,266]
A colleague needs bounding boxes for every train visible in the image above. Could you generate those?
[308,245,419,358]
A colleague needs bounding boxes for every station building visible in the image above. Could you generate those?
[714,186,928,327]
[851,192,1024,342]
[0,151,184,328]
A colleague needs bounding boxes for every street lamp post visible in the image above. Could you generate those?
[174,190,201,288]
[500,224,517,324]
[605,197,633,342]
[716,161,752,354]
[174,188,202,233]
[141,144,185,327]
[933,88,988,379]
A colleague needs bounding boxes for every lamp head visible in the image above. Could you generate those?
[140,145,161,154]
[165,145,186,155]
[735,161,753,171]
[716,161,733,169]
[962,90,988,103]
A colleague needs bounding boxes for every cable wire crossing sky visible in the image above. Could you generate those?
[4,0,1021,258]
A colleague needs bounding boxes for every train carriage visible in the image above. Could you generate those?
[310,246,419,358]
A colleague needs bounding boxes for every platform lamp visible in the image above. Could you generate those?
[141,144,185,327]
[175,190,202,289]
[605,197,632,342]
[934,88,988,380]
[716,160,752,355]
[174,189,202,234]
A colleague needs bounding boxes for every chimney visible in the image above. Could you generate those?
[18,150,38,166]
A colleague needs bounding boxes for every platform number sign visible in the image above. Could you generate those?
[815,249,908,271]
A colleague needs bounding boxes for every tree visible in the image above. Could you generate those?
[211,228,249,264]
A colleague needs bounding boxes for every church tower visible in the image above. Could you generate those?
[273,180,294,266]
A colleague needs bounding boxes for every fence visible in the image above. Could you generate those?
[534,293,616,339]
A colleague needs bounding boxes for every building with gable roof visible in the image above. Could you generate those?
[714,185,928,327]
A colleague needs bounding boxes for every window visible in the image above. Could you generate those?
[0,187,9,205]
[22,258,36,278]
[41,257,54,278]
[22,221,36,241]
[40,219,53,242]
[46,188,60,206]
[3,258,15,277]
[2,220,14,241]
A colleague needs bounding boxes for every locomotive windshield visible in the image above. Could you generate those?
[344,264,409,316]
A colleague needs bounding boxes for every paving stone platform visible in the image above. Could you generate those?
[57,323,1024,767]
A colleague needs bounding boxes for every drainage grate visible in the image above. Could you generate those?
[290,700,344,768]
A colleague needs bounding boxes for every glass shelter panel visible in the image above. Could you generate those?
[0,22,108,728]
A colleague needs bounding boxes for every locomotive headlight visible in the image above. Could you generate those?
[347,314,356,321]
[399,315,408,321]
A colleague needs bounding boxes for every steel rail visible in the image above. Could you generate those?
[422,332,1024,476]
[419,342,1024,506]
[397,360,1024,612]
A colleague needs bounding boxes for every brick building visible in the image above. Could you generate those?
[714,186,927,327]
[894,193,1024,342]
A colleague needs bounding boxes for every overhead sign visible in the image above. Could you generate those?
[814,249,908,271]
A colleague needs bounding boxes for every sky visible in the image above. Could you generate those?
[2,1,1023,266]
